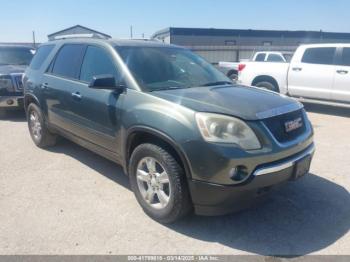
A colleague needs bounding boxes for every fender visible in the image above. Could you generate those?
[123,125,193,180]
[24,93,41,112]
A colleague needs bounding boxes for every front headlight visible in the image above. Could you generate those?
[195,112,261,150]
[0,75,14,91]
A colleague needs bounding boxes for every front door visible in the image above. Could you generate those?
[332,47,350,103]
[288,47,336,100]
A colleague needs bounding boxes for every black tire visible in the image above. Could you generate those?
[27,103,57,148]
[228,72,238,81]
[129,143,192,223]
[255,81,279,92]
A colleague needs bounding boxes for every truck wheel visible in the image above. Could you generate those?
[228,72,238,81]
[129,143,192,223]
[255,81,279,92]
[27,103,57,148]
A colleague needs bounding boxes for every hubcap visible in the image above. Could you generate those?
[136,157,171,210]
[29,111,42,141]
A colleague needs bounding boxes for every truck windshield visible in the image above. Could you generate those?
[116,46,231,91]
[0,47,34,66]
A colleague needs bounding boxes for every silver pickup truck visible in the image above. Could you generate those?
[0,45,34,117]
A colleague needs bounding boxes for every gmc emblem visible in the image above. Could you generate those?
[285,117,303,132]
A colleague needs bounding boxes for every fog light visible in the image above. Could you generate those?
[229,165,249,182]
[7,99,14,105]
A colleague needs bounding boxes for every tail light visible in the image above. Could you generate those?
[238,64,246,72]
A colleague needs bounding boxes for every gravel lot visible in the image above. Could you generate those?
[0,104,349,256]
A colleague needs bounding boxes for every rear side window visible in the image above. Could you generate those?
[30,45,54,70]
[51,44,86,79]
[255,53,266,61]
[80,46,117,83]
[301,47,336,65]
[267,54,284,62]
[340,48,350,66]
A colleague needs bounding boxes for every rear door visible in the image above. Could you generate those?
[332,47,350,102]
[288,47,336,100]
[42,44,86,132]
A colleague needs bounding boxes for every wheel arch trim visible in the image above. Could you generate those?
[124,126,193,180]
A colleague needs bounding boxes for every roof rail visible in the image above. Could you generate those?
[51,33,109,41]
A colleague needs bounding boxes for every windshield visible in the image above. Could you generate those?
[0,47,34,66]
[116,46,231,91]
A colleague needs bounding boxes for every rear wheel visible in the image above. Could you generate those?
[129,143,192,223]
[255,81,279,92]
[27,103,57,148]
[228,71,238,81]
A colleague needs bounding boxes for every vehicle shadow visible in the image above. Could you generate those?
[169,173,350,256]
[47,138,131,190]
[0,109,26,122]
[47,139,349,256]
[303,102,350,117]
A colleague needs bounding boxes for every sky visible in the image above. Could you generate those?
[0,0,349,43]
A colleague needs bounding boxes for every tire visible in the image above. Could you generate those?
[228,72,238,81]
[27,103,57,148]
[255,81,279,92]
[129,143,192,223]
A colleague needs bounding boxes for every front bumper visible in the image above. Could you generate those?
[189,143,315,216]
[0,96,24,109]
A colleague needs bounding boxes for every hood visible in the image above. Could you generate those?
[0,64,27,75]
[151,85,302,120]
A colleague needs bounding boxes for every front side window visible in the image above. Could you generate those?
[80,46,117,83]
[51,44,86,79]
[30,45,54,70]
[116,46,230,91]
[301,47,336,65]
[0,47,34,66]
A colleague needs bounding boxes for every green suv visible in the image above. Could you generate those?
[23,38,315,223]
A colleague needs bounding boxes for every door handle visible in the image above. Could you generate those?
[71,92,82,101]
[292,67,303,72]
[41,83,49,89]
[336,70,348,75]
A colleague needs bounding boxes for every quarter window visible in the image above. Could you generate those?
[51,44,86,79]
[80,46,117,83]
[301,47,336,65]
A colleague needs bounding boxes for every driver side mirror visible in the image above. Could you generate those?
[88,74,125,91]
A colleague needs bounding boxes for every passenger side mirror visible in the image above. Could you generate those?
[88,74,125,91]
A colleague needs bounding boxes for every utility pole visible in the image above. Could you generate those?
[130,26,133,39]
[32,31,36,48]
[142,33,145,39]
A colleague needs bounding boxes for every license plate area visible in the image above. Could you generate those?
[292,155,311,180]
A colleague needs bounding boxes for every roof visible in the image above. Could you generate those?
[48,25,111,39]
[152,27,350,40]
[41,38,183,49]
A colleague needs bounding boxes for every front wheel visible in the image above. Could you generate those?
[27,103,57,148]
[129,143,192,223]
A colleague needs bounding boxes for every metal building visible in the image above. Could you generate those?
[48,25,111,41]
[152,27,350,63]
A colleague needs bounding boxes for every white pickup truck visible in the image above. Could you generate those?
[239,44,350,105]
[218,51,292,80]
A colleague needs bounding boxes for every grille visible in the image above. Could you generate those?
[263,109,306,143]
[13,74,24,90]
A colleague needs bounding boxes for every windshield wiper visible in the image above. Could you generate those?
[201,81,233,87]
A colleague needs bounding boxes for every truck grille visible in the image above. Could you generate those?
[263,109,307,143]
[13,74,24,90]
